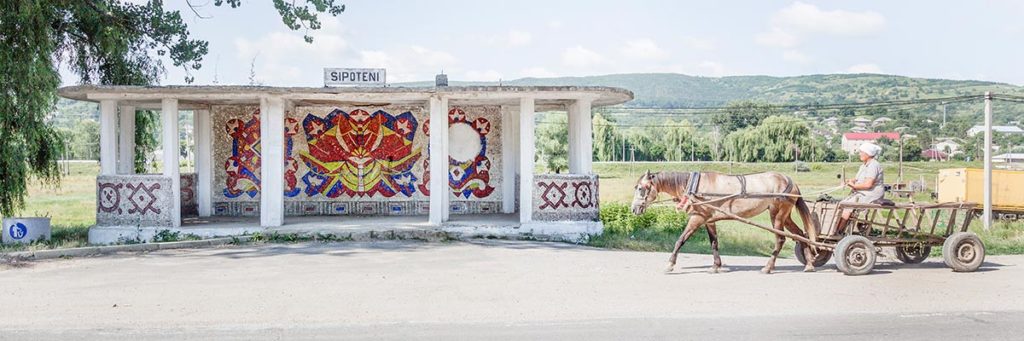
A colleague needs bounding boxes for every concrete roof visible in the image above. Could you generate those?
[58,85,634,110]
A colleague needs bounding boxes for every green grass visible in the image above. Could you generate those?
[589,160,1024,256]
[1,163,98,253]
[4,160,1023,257]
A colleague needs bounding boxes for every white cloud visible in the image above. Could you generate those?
[681,36,715,51]
[782,50,812,64]
[774,1,886,36]
[622,39,669,60]
[845,63,883,74]
[519,67,558,78]
[507,30,532,47]
[232,17,349,85]
[756,2,885,49]
[561,46,607,67]
[359,46,457,82]
[755,27,800,48]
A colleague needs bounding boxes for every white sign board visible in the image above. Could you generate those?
[324,68,386,86]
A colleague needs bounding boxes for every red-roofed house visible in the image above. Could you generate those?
[841,132,900,154]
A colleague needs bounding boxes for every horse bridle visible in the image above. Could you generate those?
[635,177,659,210]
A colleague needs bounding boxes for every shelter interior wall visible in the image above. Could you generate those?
[210,104,504,216]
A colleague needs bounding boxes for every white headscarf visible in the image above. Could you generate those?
[859,142,882,157]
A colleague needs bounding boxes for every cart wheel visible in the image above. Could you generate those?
[942,232,985,272]
[895,244,932,264]
[794,242,831,267]
[834,235,876,276]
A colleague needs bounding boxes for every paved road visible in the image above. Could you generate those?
[2,240,1023,340]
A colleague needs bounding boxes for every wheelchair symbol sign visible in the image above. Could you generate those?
[9,222,27,240]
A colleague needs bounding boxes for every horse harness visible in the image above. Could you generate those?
[684,172,796,204]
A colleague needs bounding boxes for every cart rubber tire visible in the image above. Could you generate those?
[942,232,985,272]
[794,242,831,268]
[895,245,932,264]
[834,235,876,276]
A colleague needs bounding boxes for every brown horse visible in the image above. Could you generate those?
[630,171,819,274]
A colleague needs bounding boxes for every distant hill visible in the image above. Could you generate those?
[400,73,1024,109]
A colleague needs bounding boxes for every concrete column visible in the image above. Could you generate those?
[567,98,594,174]
[519,97,535,223]
[429,96,450,225]
[501,105,520,214]
[161,98,181,227]
[260,96,286,227]
[117,105,136,174]
[99,100,118,176]
[195,109,212,217]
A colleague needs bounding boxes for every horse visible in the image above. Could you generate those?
[630,170,819,274]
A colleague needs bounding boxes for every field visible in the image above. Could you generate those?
[593,160,1024,256]
[3,161,1023,256]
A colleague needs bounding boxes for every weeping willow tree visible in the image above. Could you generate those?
[723,116,829,162]
[536,113,569,173]
[592,112,619,162]
[0,0,344,216]
[650,119,711,162]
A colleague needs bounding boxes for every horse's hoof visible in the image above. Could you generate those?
[760,267,774,274]
[664,263,675,274]
[803,266,816,273]
[708,266,720,274]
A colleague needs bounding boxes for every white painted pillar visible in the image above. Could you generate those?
[117,105,136,174]
[429,96,450,225]
[519,97,535,223]
[99,100,118,176]
[567,98,594,174]
[195,109,212,217]
[501,105,520,214]
[983,92,993,229]
[260,97,286,227]
[161,98,181,227]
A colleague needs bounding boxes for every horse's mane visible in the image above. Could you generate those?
[651,171,691,196]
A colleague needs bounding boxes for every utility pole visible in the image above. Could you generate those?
[983,92,993,230]
[942,103,948,129]
[899,137,904,183]
[690,136,694,162]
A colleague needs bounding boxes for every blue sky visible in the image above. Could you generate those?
[75,0,1024,86]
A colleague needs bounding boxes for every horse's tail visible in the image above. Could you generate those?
[794,196,818,246]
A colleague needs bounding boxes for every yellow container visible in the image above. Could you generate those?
[937,168,1024,212]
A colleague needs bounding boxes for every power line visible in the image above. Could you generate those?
[602,94,982,113]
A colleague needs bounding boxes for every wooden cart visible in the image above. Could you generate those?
[793,201,984,276]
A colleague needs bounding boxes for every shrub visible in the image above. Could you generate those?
[599,202,688,235]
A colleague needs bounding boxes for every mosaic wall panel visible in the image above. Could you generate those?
[532,174,599,222]
[181,173,197,216]
[210,104,504,216]
[97,175,174,227]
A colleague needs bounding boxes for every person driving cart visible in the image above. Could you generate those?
[837,142,885,231]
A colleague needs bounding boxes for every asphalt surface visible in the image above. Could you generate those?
[2,240,1022,340]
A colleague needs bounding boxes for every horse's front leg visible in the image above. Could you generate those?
[763,211,788,274]
[667,215,706,273]
[706,222,724,273]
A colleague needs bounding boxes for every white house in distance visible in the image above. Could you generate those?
[994,153,1024,164]
[841,132,901,154]
[59,84,633,244]
[871,117,893,127]
[934,137,962,155]
[852,117,872,127]
[967,125,1024,137]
